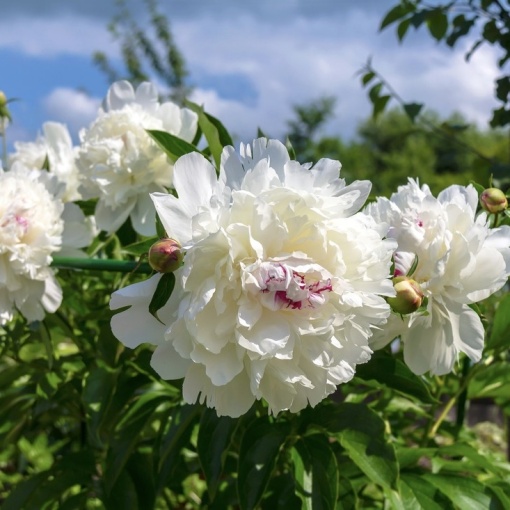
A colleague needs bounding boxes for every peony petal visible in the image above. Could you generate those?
[95,198,135,234]
[182,364,254,417]
[151,192,193,244]
[172,152,218,216]
[134,82,159,109]
[130,191,157,237]
[61,203,94,249]
[104,80,135,111]
[41,274,63,313]
[151,341,191,380]
[110,274,170,348]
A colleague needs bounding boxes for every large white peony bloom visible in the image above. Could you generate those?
[77,81,198,236]
[367,179,510,376]
[111,138,396,417]
[0,165,64,324]
[9,122,82,202]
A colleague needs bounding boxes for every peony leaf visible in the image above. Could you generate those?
[122,236,159,256]
[146,129,200,161]
[238,417,290,510]
[148,272,175,324]
[185,101,233,170]
[307,402,398,490]
[400,474,446,510]
[157,405,201,492]
[291,434,339,510]
[105,391,171,494]
[355,350,436,403]
[487,293,510,350]
[422,474,498,509]
[197,409,238,500]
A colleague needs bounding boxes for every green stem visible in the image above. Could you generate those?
[428,361,481,439]
[51,256,153,274]
[454,357,472,434]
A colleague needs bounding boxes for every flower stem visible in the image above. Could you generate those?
[427,361,480,439]
[51,256,153,274]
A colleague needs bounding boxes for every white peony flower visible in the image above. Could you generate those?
[111,138,396,417]
[77,81,198,236]
[367,179,510,376]
[0,164,64,324]
[9,122,82,202]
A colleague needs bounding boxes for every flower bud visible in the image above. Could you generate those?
[480,187,508,214]
[387,276,424,315]
[0,91,11,122]
[148,238,183,273]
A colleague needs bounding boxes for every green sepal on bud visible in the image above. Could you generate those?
[387,276,425,315]
[148,238,183,273]
[480,187,508,214]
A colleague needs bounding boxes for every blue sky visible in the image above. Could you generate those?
[1,0,501,148]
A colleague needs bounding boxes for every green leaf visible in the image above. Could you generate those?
[403,102,423,122]
[380,4,413,31]
[426,9,448,41]
[468,361,510,400]
[355,350,436,403]
[105,391,171,494]
[238,417,290,510]
[204,110,234,148]
[146,129,200,160]
[373,95,391,118]
[185,101,229,169]
[397,18,412,41]
[122,236,159,256]
[483,19,500,44]
[41,153,51,171]
[469,180,486,195]
[422,474,497,509]
[2,473,49,510]
[400,474,445,510]
[157,404,201,492]
[368,82,383,103]
[362,71,376,86]
[487,293,510,350]
[292,434,339,510]
[197,408,238,499]
[285,137,297,160]
[148,272,175,324]
[308,403,399,490]
[155,212,166,238]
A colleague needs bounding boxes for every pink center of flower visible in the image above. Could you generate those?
[1,213,29,237]
[255,262,332,311]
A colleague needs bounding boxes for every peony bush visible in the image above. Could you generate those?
[1,80,510,509]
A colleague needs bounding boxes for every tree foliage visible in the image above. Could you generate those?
[93,0,191,104]
[379,0,510,128]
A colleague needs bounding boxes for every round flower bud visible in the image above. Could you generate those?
[0,91,10,121]
[148,238,183,273]
[387,276,424,315]
[480,187,508,214]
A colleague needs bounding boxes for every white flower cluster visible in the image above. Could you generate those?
[2,80,198,324]
[4,77,510,417]
[77,81,198,236]
[111,138,396,416]
[367,180,510,375]
[0,165,64,324]
[10,122,82,202]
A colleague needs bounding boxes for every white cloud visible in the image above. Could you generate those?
[42,88,100,135]
[0,15,114,57]
[0,2,503,146]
